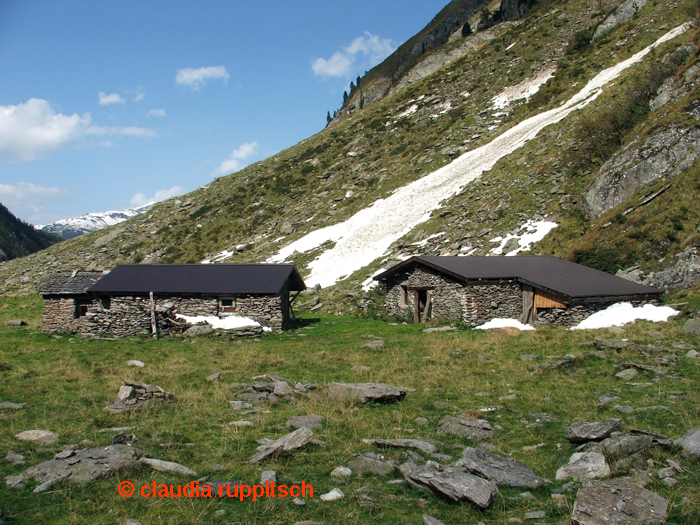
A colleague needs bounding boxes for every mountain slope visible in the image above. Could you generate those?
[0,203,61,262]
[0,0,698,306]
[38,203,154,240]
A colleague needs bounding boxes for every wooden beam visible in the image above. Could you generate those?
[421,291,432,323]
[149,291,158,339]
[414,290,420,324]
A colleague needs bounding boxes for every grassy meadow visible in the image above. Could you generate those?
[0,294,699,524]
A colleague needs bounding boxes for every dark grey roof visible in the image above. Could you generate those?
[38,271,106,295]
[374,256,663,302]
[88,264,306,295]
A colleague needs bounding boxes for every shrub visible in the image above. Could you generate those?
[572,247,638,274]
[566,29,594,55]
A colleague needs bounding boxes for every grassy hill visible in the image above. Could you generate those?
[0,295,698,524]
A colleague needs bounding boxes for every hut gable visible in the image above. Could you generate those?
[38,271,105,296]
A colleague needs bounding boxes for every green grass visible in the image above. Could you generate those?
[1,295,699,524]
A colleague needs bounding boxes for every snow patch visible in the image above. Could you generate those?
[361,268,386,291]
[490,220,558,255]
[398,104,418,118]
[491,69,555,110]
[176,314,267,331]
[571,303,679,330]
[413,232,446,247]
[267,25,689,289]
[476,319,535,331]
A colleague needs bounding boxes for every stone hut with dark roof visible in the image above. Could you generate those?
[373,256,663,327]
[39,264,306,336]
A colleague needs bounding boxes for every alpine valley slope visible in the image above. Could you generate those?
[1,0,699,309]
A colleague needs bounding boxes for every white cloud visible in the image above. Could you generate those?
[147,109,166,117]
[130,185,187,208]
[0,182,68,224]
[213,141,259,176]
[312,32,397,78]
[0,98,157,163]
[98,92,125,105]
[99,140,113,147]
[134,92,145,102]
[175,66,230,90]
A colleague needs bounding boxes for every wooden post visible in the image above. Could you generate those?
[421,291,432,323]
[413,290,420,324]
[149,291,158,339]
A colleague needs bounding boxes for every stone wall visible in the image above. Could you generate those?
[42,293,288,337]
[462,281,522,327]
[536,299,658,327]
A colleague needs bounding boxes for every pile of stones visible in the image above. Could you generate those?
[104,380,174,413]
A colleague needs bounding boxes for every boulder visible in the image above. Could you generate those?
[363,438,436,455]
[4,320,27,327]
[615,369,638,381]
[455,447,544,489]
[140,457,197,476]
[683,318,700,336]
[400,461,499,508]
[206,372,221,381]
[330,466,351,478]
[361,340,384,349]
[22,445,142,485]
[423,515,446,525]
[556,452,611,481]
[184,324,212,336]
[320,488,344,501]
[126,360,145,368]
[592,0,650,41]
[347,453,397,476]
[676,429,700,458]
[586,430,671,459]
[327,383,407,404]
[565,419,623,443]
[286,415,325,430]
[249,427,313,463]
[15,430,59,445]
[571,478,668,525]
[437,415,493,440]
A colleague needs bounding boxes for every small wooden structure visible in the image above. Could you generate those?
[374,256,663,327]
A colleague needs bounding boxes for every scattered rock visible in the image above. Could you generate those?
[363,438,436,455]
[5,475,24,489]
[615,369,638,381]
[214,510,226,517]
[184,324,212,337]
[524,511,546,520]
[347,453,397,476]
[437,415,493,440]
[571,478,668,525]
[351,365,372,372]
[423,326,457,333]
[682,318,700,336]
[125,520,142,525]
[140,457,197,476]
[3,320,27,327]
[261,470,276,483]
[125,360,145,368]
[455,447,544,489]
[22,445,142,485]
[520,354,539,362]
[249,427,313,463]
[286,415,325,430]
[565,419,624,444]
[330,466,352,478]
[687,350,699,358]
[273,380,294,395]
[616,405,634,413]
[423,515,446,525]
[400,461,499,508]
[666,459,684,473]
[104,380,174,413]
[320,488,344,501]
[5,452,25,463]
[361,340,384,349]
[293,497,305,506]
[226,420,254,427]
[230,401,253,411]
[328,383,407,404]
[663,477,678,487]
[676,429,700,458]
[525,413,558,423]
[0,401,26,409]
[111,433,139,446]
[657,467,675,479]
[15,429,59,445]
[594,339,630,351]
[556,452,611,481]
[598,394,621,407]
[415,417,429,426]
[206,372,221,381]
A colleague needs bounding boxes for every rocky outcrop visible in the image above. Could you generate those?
[617,247,700,292]
[327,383,408,404]
[581,126,700,218]
[592,0,650,41]
[455,447,544,488]
[499,0,530,21]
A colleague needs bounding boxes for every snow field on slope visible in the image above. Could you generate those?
[490,220,558,255]
[268,25,689,289]
[571,302,679,330]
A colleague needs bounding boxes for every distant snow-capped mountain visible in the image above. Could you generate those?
[38,203,154,240]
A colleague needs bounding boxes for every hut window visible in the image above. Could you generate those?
[399,286,409,308]
[74,299,90,318]
[219,297,237,312]
[100,297,111,310]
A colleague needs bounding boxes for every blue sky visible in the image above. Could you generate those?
[0,0,448,225]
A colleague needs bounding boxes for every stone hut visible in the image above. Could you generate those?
[373,256,663,327]
[39,264,306,336]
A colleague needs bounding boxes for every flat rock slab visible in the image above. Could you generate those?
[586,432,670,459]
[571,478,668,525]
[104,380,174,413]
[437,415,493,440]
[565,419,623,444]
[594,339,630,350]
[141,457,196,476]
[15,430,59,445]
[22,445,142,485]
[249,427,313,463]
[286,415,325,430]
[400,461,498,508]
[423,515,446,525]
[363,438,436,455]
[455,447,544,489]
[423,326,457,333]
[676,429,700,458]
[347,453,397,476]
[361,340,384,349]
[556,452,610,481]
[328,383,407,404]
